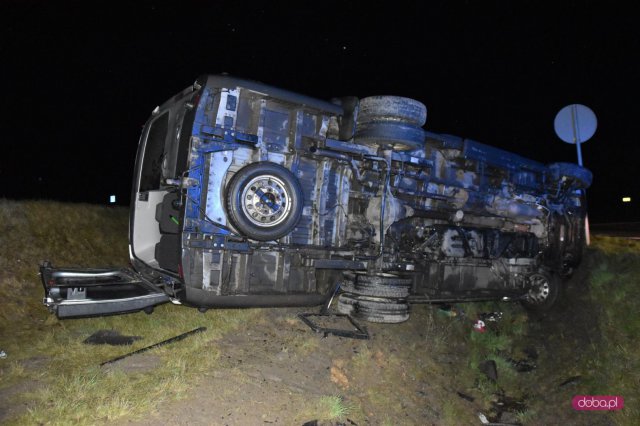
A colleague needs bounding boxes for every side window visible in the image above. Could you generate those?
[139,113,169,192]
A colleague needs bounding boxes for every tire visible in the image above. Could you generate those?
[547,162,593,189]
[225,162,303,241]
[341,272,411,298]
[337,293,410,323]
[521,272,562,311]
[358,96,427,127]
[354,121,425,151]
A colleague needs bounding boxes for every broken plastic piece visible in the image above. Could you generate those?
[559,375,582,387]
[479,311,503,322]
[479,359,498,381]
[438,304,465,318]
[84,330,142,346]
[473,319,486,332]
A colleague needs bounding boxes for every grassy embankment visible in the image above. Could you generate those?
[583,236,640,424]
[1,199,639,425]
[0,200,360,424]
[440,235,640,425]
[0,200,259,424]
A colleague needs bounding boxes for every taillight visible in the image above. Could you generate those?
[178,262,184,280]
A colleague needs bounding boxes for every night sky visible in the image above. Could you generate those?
[2,1,638,223]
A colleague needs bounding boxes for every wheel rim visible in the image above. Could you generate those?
[527,273,550,303]
[240,174,292,227]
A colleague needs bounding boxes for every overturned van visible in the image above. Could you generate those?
[41,75,592,322]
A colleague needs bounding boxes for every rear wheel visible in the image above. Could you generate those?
[337,293,409,323]
[341,272,411,298]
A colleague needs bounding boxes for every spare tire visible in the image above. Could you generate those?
[225,162,303,241]
[354,121,425,151]
[358,96,427,127]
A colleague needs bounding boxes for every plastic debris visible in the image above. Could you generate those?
[457,391,475,402]
[479,359,498,381]
[559,375,582,387]
[508,357,536,372]
[84,330,142,346]
[473,319,486,332]
[478,413,490,424]
[438,304,465,318]
[0,350,7,359]
[479,311,503,322]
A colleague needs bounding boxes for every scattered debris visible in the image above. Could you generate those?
[0,350,7,359]
[302,421,354,426]
[559,375,582,387]
[479,311,503,322]
[473,319,487,333]
[319,282,341,315]
[83,330,142,346]
[522,346,538,360]
[302,420,355,426]
[507,357,536,372]
[478,412,523,426]
[437,304,464,318]
[100,327,206,366]
[330,359,350,388]
[479,360,498,381]
[490,393,527,424]
[457,391,475,402]
[478,412,490,424]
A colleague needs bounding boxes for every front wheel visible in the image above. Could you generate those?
[521,272,562,311]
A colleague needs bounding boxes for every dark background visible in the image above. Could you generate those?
[1,1,638,223]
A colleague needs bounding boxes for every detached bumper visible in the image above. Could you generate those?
[40,262,170,318]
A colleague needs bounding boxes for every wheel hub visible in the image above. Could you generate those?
[527,274,550,303]
[241,174,291,227]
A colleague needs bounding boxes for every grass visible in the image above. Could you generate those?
[0,200,259,425]
[583,236,640,425]
[10,304,260,425]
[294,394,357,423]
[0,200,520,424]
[452,236,640,425]
[2,199,639,425]
[318,395,352,418]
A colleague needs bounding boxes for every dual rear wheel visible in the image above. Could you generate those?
[337,272,411,323]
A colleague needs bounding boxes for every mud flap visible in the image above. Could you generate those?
[40,262,170,318]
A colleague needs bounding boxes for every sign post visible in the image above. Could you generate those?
[554,104,597,245]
